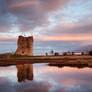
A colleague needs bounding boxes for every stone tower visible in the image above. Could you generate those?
[15,35,33,56]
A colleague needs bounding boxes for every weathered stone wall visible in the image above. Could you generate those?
[15,35,33,56]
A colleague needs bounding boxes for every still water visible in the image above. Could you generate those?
[0,64,92,92]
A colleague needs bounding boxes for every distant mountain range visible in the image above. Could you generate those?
[74,45,92,53]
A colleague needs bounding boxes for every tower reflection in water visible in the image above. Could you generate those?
[16,64,33,82]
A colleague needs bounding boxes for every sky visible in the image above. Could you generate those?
[0,0,92,45]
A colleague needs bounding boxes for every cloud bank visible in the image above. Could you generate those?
[0,0,92,44]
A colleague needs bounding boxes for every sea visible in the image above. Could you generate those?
[0,41,81,55]
[0,64,92,92]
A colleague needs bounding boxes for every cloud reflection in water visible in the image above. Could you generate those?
[0,64,92,92]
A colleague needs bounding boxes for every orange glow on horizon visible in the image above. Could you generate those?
[1,34,92,42]
[0,36,17,41]
[35,34,92,41]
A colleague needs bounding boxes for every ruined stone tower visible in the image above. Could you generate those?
[15,35,33,56]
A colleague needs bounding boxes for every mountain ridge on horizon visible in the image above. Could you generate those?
[74,44,92,53]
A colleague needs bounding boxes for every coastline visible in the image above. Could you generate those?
[0,55,92,67]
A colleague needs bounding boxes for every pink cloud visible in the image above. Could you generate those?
[10,1,40,8]
[0,36,17,42]
[35,34,92,41]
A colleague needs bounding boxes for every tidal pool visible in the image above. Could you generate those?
[0,63,92,92]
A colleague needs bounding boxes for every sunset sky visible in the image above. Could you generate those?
[0,0,92,45]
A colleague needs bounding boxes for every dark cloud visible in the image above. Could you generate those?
[0,0,69,33]
[42,22,92,36]
[0,0,92,42]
